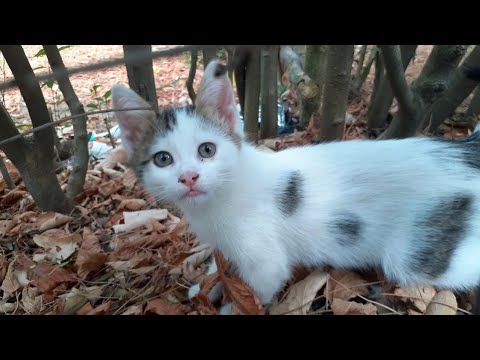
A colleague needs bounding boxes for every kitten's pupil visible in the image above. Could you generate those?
[199,142,216,158]
[153,151,173,167]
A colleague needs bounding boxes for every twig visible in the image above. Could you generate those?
[381,292,471,315]
[0,107,152,148]
[186,50,198,104]
[0,45,221,92]
[0,155,14,189]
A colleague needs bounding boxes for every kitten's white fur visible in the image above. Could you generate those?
[112,61,480,314]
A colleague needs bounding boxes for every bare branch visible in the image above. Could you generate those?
[260,46,279,139]
[0,156,14,189]
[43,45,89,200]
[0,107,152,149]
[186,51,198,104]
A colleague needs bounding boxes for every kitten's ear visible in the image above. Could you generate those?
[111,85,156,157]
[195,60,240,133]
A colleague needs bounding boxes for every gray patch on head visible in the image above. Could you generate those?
[329,213,363,246]
[432,132,480,170]
[409,193,472,279]
[276,171,304,216]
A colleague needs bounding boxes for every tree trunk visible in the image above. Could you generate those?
[380,45,468,139]
[43,45,89,200]
[319,45,354,141]
[465,85,480,122]
[300,45,328,128]
[123,45,159,114]
[203,48,217,69]
[377,46,422,139]
[186,50,198,104]
[260,46,279,139]
[426,46,480,132]
[367,45,417,132]
[0,45,70,213]
[243,48,261,142]
[233,46,250,118]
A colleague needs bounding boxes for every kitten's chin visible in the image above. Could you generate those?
[177,192,209,207]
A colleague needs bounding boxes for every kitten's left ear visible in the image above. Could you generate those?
[195,60,240,133]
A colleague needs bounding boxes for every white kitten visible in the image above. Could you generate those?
[112,60,480,314]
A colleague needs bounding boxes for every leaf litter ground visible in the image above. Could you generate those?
[0,46,477,315]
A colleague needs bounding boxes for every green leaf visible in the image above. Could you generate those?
[34,49,46,57]
[32,66,46,72]
[170,76,181,86]
[58,45,72,52]
[42,80,55,89]
[87,103,98,109]
[91,84,101,92]
[103,89,112,100]
[94,97,105,102]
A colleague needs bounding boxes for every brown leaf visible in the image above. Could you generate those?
[270,270,328,315]
[0,180,5,193]
[16,254,75,294]
[0,257,8,284]
[106,252,154,272]
[98,180,124,197]
[117,198,147,211]
[425,290,458,315]
[121,304,144,315]
[21,286,43,314]
[33,229,82,262]
[325,270,370,302]
[145,298,189,315]
[122,168,137,191]
[96,146,128,170]
[60,285,104,314]
[223,276,264,315]
[1,190,27,207]
[1,260,22,294]
[36,212,73,232]
[394,286,436,313]
[75,228,108,280]
[331,298,377,315]
[86,301,111,315]
[76,303,94,315]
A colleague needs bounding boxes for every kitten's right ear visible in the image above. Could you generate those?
[111,85,156,157]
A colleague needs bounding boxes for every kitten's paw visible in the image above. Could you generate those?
[219,303,232,315]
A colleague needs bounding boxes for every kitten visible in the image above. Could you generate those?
[112,60,480,315]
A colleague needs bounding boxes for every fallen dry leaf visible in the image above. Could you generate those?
[0,257,8,284]
[145,298,189,315]
[75,228,108,280]
[1,257,29,296]
[425,290,458,315]
[87,301,111,315]
[325,270,370,302]
[60,285,104,314]
[16,254,75,294]
[270,270,328,315]
[117,198,147,211]
[0,300,16,314]
[331,298,377,315]
[394,285,436,313]
[36,212,73,232]
[33,229,82,262]
[96,146,128,170]
[1,190,26,207]
[21,286,43,314]
[121,304,144,315]
[76,303,95,315]
[122,168,137,190]
[223,276,265,315]
[106,252,154,272]
[182,244,213,276]
[98,180,124,197]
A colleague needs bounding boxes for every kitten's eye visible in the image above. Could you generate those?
[153,151,173,167]
[198,142,216,158]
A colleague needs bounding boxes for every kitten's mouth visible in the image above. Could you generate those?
[182,189,207,198]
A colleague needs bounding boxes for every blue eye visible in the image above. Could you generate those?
[198,143,216,158]
[153,151,173,167]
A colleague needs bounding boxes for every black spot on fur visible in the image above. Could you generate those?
[432,131,480,170]
[214,63,227,77]
[410,194,472,279]
[277,171,304,216]
[159,108,177,132]
[331,214,363,246]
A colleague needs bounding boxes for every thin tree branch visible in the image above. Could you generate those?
[0,156,14,189]
[0,107,152,148]
[186,51,198,104]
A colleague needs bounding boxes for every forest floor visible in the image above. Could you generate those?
[0,45,474,315]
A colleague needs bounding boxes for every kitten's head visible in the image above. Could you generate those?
[111,60,243,209]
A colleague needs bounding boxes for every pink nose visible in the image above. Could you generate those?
[178,171,200,188]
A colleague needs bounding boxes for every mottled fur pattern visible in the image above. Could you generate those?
[112,60,480,314]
